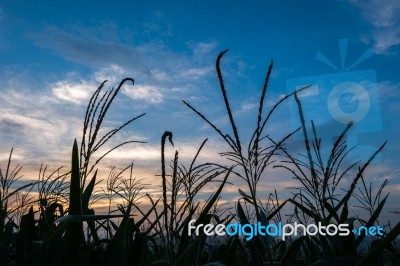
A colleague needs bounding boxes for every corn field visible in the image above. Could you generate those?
[0,51,399,266]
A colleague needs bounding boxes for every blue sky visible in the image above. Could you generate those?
[0,0,399,221]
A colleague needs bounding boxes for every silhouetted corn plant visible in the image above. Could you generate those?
[153,131,233,265]
[10,78,149,266]
[0,55,396,266]
[80,77,146,189]
[0,149,35,266]
[183,50,310,265]
[273,91,389,265]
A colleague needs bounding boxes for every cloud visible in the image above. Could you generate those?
[48,65,164,105]
[30,24,147,71]
[4,20,222,161]
[30,23,218,82]
[179,66,214,80]
[30,23,220,109]
[0,113,53,133]
[349,0,400,54]
[236,101,258,115]
[123,85,163,103]
[0,71,84,165]
[376,80,400,115]
[52,79,94,104]
[241,102,258,112]
[191,42,219,58]
[350,0,399,28]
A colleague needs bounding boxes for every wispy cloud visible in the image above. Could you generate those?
[0,71,85,165]
[30,23,217,84]
[49,65,163,104]
[349,0,400,54]
[29,22,220,109]
[0,20,223,170]
[52,78,94,104]
[124,85,163,103]
[240,101,258,113]
[376,80,400,116]
[191,41,219,58]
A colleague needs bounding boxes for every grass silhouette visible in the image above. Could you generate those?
[0,51,398,266]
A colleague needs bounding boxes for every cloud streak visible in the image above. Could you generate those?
[350,0,400,54]
[28,22,221,115]
[31,23,217,87]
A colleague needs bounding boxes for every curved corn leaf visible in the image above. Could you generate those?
[358,222,400,266]
[281,236,307,265]
[355,194,388,248]
[82,170,97,214]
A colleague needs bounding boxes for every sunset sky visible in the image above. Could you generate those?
[0,1,399,221]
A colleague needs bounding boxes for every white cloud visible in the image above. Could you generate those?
[192,42,219,58]
[377,80,400,98]
[95,138,225,163]
[376,80,400,114]
[49,65,164,105]
[30,24,221,108]
[123,85,163,103]
[0,150,24,162]
[180,66,213,80]
[239,101,258,113]
[0,112,53,131]
[52,80,94,104]
[350,0,399,28]
[0,62,220,173]
[0,71,85,165]
[94,64,130,84]
[30,24,218,82]
[0,105,81,166]
[349,0,400,54]
[32,24,218,78]
[372,28,400,54]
